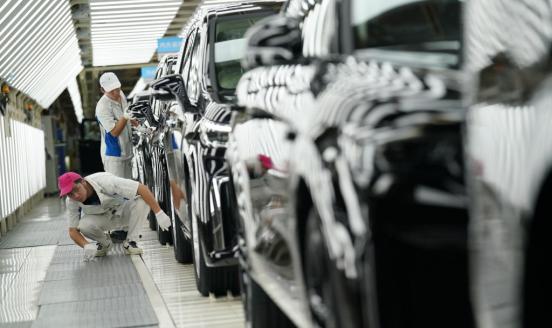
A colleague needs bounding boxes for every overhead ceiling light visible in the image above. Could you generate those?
[91,7,181,16]
[93,15,176,24]
[90,0,182,66]
[94,10,179,19]
[91,0,183,8]
[0,0,82,108]
[0,1,63,67]
[92,31,166,38]
[68,78,84,123]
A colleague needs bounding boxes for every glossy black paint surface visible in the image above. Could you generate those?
[168,1,284,268]
[464,1,552,327]
[229,0,472,327]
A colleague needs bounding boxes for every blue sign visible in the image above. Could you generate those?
[157,36,182,54]
[140,66,157,80]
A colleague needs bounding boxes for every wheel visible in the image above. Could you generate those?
[241,268,294,328]
[154,146,174,246]
[156,178,173,246]
[174,167,193,263]
[190,203,240,296]
[173,205,192,263]
[157,222,173,245]
[304,208,362,328]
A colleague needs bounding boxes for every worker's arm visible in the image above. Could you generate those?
[137,183,162,214]
[69,227,89,248]
[109,117,129,137]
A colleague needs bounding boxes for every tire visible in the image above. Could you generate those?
[173,208,193,263]
[155,147,174,246]
[304,208,362,328]
[148,211,157,231]
[157,223,173,245]
[190,205,240,296]
[241,268,294,328]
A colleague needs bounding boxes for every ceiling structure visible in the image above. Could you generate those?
[1,0,247,122]
[89,0,183,66]
[74,0,202,119]
[0,0,83,109]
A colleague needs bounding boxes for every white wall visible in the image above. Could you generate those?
[0,115,46,220]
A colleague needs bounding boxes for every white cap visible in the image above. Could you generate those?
[99,72,121,92]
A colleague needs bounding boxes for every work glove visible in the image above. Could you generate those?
[155,210,171,231]
[83,243,97,261]
[123,108,135,120]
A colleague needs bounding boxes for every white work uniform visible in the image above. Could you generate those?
[96,91,133,178]
[66,172,148,246]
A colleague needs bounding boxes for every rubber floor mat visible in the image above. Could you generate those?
[33,245,158,328]
[0,218,73,249]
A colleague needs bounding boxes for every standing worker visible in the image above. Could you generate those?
[96,72,135,178]
[58,171,172,260]
[96,72,136,241]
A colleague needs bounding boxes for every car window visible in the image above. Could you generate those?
[213,14,267,90]
[352,0,461,51]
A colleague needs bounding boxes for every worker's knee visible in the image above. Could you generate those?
[77,219,103,237]
[132,197,149,217]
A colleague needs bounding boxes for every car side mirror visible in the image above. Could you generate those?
[128,100,158,127]
[242,15,302,70]
[151,89,173,101]
[150,74,198,114]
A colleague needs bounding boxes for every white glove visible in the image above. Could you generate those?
[123,110,134,120]
[83,243,97,261]
[123,106,135,120]
[155,210,171,231]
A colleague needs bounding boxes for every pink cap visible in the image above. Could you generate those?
[58,172,82,197]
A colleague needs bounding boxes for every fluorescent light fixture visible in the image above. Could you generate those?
[93,15,176,24]
[90,1,181,14]
[90,0,182,66]
[93,33,167,41]
[91,0,183,7]
[94,10,179,19]
[0,0,83,108]
[68,78,84,123]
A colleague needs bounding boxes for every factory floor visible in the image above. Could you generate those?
[0,197,244,328]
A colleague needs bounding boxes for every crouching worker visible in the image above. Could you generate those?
[58,171,172,261]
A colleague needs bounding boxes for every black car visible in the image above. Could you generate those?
[151,0,284,296]
[128,56,180,246]
[228,0,472,327]
[464,0,552,327]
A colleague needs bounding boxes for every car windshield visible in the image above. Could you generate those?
[351,0,461,51]
[214,14,267,90]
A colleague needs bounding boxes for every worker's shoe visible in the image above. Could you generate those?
[95,242,112,257]
[123,240,143,255]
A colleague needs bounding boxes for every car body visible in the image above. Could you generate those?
[228,0,473,327]
[151,0,284,296]
[463,0,552,327]
[129,55,180,245]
